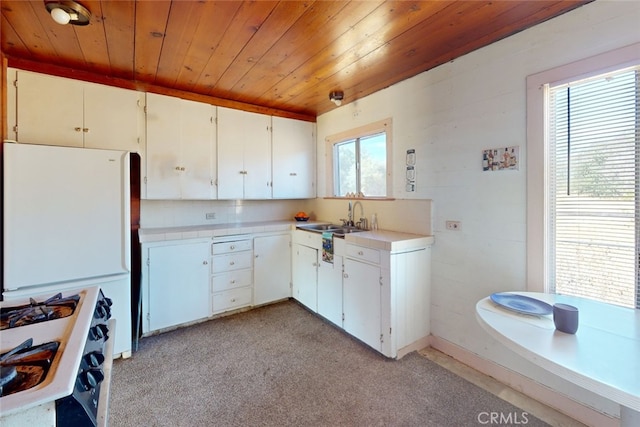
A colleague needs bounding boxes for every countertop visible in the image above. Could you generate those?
[139,220,294,243]
[140,220,434,249]
[341,229,434,251]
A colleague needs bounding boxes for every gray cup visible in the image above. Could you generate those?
[553,303,579,334]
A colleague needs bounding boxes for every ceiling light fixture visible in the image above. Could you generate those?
[329,91,344,107]
[45,1,91,26]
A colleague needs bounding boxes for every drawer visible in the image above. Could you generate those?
[292,229,322,249]
[211,269,252,292]
[346,244,380,264]
[212,287,252,313]
[212,239,252,255]
[212,251,253,272]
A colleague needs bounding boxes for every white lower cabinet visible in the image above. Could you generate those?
[142,239,210,334]
[292,243,318,312]
[254,234,292,305]
[211,237,253,314]
[343,257,384,352]
[291,230,432,359]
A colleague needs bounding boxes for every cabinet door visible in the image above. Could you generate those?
[271,117,315,199]
[146,241,210,332]
[145,93,182,199]
[217,107,247,199]
[242,111,272,199]
[217,107,271,199]
[254,234,291,305]
[180,99,216,199]
[317,255,343,327]
[84,83,144,152]
[292,244,318,312]
[16,71,84,147]
[343,258,381,351]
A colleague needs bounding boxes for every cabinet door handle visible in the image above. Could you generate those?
[229,261,235,265]
[343,273,349,278]
[230,280,236,284]
[358,251,364,255]
[74,127,82,132]
[83,128,89,133]
[203,261,208,265]
[289,172,297,176]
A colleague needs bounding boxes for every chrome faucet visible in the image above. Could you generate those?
[352,201,366,230]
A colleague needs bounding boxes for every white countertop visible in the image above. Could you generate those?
[476,292,640,425]
[139,220,295,242]
[342,229,434,251]
[140,220,434,249]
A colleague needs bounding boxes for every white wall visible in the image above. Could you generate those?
[316,0,639,420]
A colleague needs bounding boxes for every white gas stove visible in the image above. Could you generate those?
[0,286,114,427]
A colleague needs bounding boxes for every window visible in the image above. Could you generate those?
[526,43,640,309]
[549,66,640,308]
[326,119,391,198]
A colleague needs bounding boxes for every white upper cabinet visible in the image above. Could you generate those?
[145,93,217,200]
[217,107,272,199]
[271,116,315,199]
[83,83,145,152]
[12,70,143,152]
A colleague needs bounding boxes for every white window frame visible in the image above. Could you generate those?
[325,118,393,198]
[526,42,640,293]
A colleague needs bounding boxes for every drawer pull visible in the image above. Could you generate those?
[203,261,208,265]
[230,245,235,250]
[229,261,235,266]
[230,280,236,284]
[358,251,364,255]
[231,298,236,302]
[343,273,349,278]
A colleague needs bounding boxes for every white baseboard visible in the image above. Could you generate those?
[397,335,430,359]
[429,335,617,427]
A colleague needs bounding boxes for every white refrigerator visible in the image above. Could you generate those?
[2,142,132,357]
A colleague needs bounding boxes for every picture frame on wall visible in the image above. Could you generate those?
[482,146,519,171]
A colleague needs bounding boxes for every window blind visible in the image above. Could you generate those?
[548,66,640,309]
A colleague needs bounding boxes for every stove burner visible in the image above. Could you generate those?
[0,293,80,330]
[0,339,60,397]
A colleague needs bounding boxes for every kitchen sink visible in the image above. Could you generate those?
[297,224,343,232]
[297,223,365,237]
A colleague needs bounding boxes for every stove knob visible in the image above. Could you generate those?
[89,324,109,341]
[80,369,105,390]
[84,351,105,368]
[95,298,113,320]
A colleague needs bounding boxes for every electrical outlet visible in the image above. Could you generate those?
[446,220,461,230]
[205,212,216,220]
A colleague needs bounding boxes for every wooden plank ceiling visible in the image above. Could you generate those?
[1,0,590,120]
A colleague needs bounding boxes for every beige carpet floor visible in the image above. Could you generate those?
[109,300,551,427]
